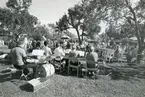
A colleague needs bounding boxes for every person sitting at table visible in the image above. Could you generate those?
[68,45,79,66]
[31,41,44,58]
[53,41,65,60]
[69,45,78,58]
[10,39,38,77]
[43,41,52,57]
[35,41,41,50]
[84,43,91,57]
[65,42,71,55]
[86,45,98,68]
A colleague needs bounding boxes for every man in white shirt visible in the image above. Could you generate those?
[43,41,52,57]
[53,42,65,59]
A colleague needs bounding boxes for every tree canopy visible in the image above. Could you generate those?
[0,0,38,42]
[56,0,145,63]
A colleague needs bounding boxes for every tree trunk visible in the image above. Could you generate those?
[126,2,143,64]
[75,27,82,45]
[81,30,85,41]
[137,43,144,63]
[82,35,84,41]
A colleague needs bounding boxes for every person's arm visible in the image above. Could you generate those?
[22,49,27,64]
[61,50,65,56]
[53,48,57,55]
[94,53,98,62]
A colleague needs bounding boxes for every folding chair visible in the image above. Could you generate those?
[11,68,29,81]
[19,69,28,81]
[11,65,33,81]
[81,60,99,79]
[53,56,64,73]
[68,57,81,77]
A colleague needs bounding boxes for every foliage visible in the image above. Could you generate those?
[94,0,145,63]
[48,23,63,40]
[56,15,68,32]
[105,24,120,40]
[56,0,145,62]
[6,0,32,11]
[56,0,103,44]
[0,0,38,42]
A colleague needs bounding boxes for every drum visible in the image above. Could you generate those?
[36,63,55,78]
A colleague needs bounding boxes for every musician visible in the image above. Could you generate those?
[43,41,52,57]
[10,39,38,77]
[53,41,65,59]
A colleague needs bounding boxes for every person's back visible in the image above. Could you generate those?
[11,47,26,66]
[11,40,40,76]
[35,41,41,50]
[69,45,77,58]
[86,46,98,68]
[10,39,27,69]
[68,45,78,66]
[69,50,77,58]
[44,46,52,56]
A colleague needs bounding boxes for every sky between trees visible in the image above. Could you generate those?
[0,0,80,24]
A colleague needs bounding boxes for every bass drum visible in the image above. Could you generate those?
[36,63,55,78]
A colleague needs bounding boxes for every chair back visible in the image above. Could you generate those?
[86,60,98,69]
[69,57,79,66]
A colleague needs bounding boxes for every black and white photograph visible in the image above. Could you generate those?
[0,0,145,97]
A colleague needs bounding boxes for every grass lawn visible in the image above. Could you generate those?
[0,45,145,97]
[0,63,145,97]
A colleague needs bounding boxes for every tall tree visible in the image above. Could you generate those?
[6,0,32,12]
[56,0,103,44]
[4,0,38,42]
[97,0,145,63]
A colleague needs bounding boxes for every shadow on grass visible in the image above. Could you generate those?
[19,83,34,92]
[110,66,145,80]
[0,59,11,65]
[0,73,12,82]
[0,70,22,83]
[64,65,145,80]
[54,68,82,77]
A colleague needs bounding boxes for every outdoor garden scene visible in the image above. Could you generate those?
[0,0,145,97]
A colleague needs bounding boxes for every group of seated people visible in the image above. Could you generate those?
[9,38,100,78]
